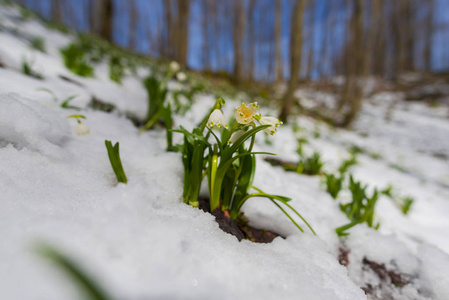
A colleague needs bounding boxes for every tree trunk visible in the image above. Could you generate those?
[129,0,138,50]
[279,0,307,122]
[233,0,245,84]
[177,0,190,67]
[306,0,315,81]
[424,0,434,71]
[92,0,113,42]
[341,0,365,127]
[247,0,256,82]
[52,0,62,23]
[274,0,283,82]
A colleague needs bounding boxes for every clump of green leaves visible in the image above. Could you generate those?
[36,244,112,300]
[140,63,184,151]
[381,184,414,215]
[296,152,324,175]
[171,85,203,115]
[105,140,128,184]
[295,137,309,156]
[336,175,380,237]
[108,55,125,84]
[174,99,315,235]
[60,43,95,77]
[22,56,44,79]
[338,154,358,174]
[324,173,344,199]
[141,76,168,129]
[401,197,414,214]
[29,36,46,52]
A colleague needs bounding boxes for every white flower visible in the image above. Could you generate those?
[76,122,90,136]
[207,109,227,129]
[258,116,282,135]
[176,72,187,82]
[169,61,180,73]
[235,102,259,124]
[228,130,245,144]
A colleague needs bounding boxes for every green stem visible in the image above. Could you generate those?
[140,110,162,133]
[209,145,219,211]
[247,123,256,153]
[269,199,304,233]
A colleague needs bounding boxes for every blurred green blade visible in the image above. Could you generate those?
[36,244,112,300]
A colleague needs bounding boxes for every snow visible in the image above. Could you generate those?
[1,3,449,300]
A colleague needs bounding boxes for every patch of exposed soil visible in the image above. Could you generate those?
[264,157,297,171]
[58,74,84,87]
[198,198,284,243]
[362,257,409,288]
[338,248,412,299]
[338,247,350,266]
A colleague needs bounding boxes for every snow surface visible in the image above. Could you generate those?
[1,3,449,300]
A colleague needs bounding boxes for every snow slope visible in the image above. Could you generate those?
[1,4,449,300]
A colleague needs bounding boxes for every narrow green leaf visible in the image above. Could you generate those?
[36,244,112,300]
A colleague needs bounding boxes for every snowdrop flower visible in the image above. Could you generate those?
[169,61,180,73]
[255,115,282,135]
[76,122,89,136]
[176,72,187,82]
[207,109,227,129]
[235,102,259,124]
[228,130,245,144]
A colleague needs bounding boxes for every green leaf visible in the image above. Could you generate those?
[61,95,81,110]
[36,88,57,102]
[105,140,128,184]
[210,151,275,211]
[36,244,112,300]
[221,125,271,162]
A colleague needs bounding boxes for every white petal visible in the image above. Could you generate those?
[259,116,281,135]
[176,72,187,81]
[229,130,245,144]
[170,61,180,72]
[207,109,227,129]
[76,123,90,136]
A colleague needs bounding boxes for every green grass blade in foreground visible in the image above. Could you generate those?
[105,140,128,184]
[36,244,112,300]
[230,154,256,211]
[210,151,275,211]
[250,186,316,234]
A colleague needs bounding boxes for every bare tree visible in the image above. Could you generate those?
[129,0,138,50]
[424,0,434,71]
[339,0,366,127]
[247,0,256,82]
[52,0,62,23]
[279,0,307,122]
[177,0,190,67]
[233,0,245,84]
[90,0,114,42]
[274,0,283,83]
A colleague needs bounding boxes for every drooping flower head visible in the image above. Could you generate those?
[255,116,283,135]
[76,122,90,136]
[176,72,187,82]
[169,61,180,73]
[207,109,227,129]
[235,102,259,124]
